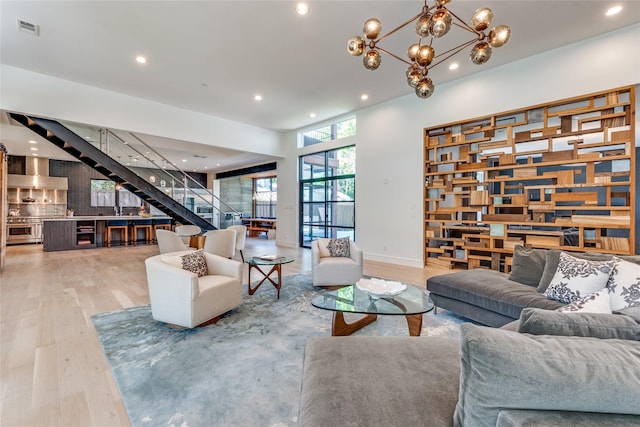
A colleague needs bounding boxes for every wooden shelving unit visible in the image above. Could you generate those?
[423,86,636,271]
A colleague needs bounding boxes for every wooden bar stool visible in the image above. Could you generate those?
[130,219,153,245]
[104,220,129,247]
[152,219,173,243]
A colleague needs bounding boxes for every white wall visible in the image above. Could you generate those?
[277,24,640,267]
[0,64,284,156]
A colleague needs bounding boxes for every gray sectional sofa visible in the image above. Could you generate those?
[298,308,640,427]
[427,247,640,327]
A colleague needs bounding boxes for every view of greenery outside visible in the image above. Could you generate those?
[302,117,356,146]
[90,179,116,207]
[335,146,355,199]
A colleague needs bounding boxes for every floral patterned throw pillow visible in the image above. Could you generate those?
[544,252,616,304]
[180,250,208,277]
[557,289,612,314]
[327,237,351,258]
[607,258,640,311]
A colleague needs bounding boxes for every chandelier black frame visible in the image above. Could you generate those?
[347,0,511,99]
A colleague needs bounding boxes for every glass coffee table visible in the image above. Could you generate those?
[311,282,434,336]
[246,255,295,299]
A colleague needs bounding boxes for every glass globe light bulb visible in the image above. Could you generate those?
[363,50,382,70]
[471,8,493,31]
[488,25,511,48]
[363,18,382,40]
[415,78,434,99]
[347,36,365,56]
[407,43,420,61]
[415,13,431,37]
[429,9,452,38]
[406,65,423,88]
[416,45,435,67]
[470,42,492,65]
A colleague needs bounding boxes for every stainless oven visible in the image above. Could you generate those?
[6,218,43,244]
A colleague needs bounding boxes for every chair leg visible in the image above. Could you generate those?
[240,249,244,263]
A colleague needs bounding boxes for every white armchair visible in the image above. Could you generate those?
[311,238,364,287]
[145,251,243,328]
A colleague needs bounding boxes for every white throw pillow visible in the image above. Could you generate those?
[607,258,640,311]
[557,289,612,314]
[316,238,332,258]
[544,252,616,304]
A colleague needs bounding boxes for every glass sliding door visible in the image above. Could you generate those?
[299,146,355,247]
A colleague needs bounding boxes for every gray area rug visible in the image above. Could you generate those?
[92,273,465,427]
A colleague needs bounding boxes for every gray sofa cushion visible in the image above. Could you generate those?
[453,324,640,427]
[518,308,640,341]
[496,409,640,427]
[508,246,547,287]
[428,269,564,320]
[299,336,460,427]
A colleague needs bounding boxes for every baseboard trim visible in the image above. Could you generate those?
[364,253,423,268]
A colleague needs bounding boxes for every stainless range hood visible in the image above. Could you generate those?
[8,157,68,190]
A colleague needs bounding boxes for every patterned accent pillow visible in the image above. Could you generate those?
[327,237,351,257]
[180,250,208,277]
[544,252,616,304]
[558,289,612,314]
[607,258,640,311]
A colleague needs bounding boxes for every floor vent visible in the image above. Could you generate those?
[17,19,40,36]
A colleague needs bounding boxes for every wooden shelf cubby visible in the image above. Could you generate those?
[423,86,636,271]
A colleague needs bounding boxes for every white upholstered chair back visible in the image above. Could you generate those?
[156,229,190,254]
[227,225,247,261]
[203,229,237,258]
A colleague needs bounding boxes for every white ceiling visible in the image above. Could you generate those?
[1,1,639,172]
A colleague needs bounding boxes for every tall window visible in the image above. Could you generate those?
[299,145,355,247]
[254,177,277,218]
[300,117,356,147]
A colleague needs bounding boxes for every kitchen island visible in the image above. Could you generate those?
[42,216,173,251]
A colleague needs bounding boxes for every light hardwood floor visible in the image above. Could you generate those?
[0,238,448,427]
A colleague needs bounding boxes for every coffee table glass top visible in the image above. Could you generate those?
[247,255,295,266]
[311,282,433,316]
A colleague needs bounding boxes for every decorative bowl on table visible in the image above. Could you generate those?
[355,278,407,299]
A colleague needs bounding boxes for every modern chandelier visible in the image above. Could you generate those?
[347,0,511,99]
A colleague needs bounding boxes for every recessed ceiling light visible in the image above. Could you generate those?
[204,166,208,169]
[182,159,187,162]
[32,153,38,156]
[85,136,91,140]
[216,163,221,166]
[606,5,623,15]
[30,147,38,151]
[28,140,37,144]
[254,94,263,101]
[136,55,147,64]
[309,113,316,118]
[296,3,309,15]
[449,62,459,70]
[361,94,369,100]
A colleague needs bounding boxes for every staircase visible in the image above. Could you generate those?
[10,113,217,230]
